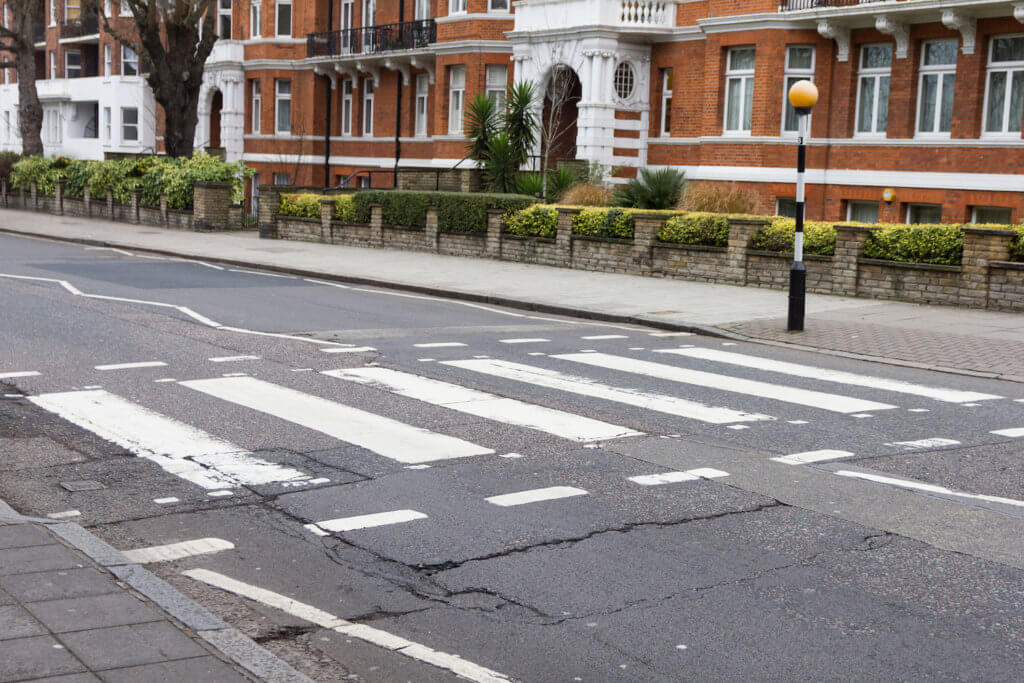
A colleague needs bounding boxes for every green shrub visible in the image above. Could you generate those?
[572,207,635,239]
[516,172,544,198]
[750,218,836,256]
[0,151,20,179]
[10,156,60,193]
[333,194,356,221]
[62,159,93,198]
[613,168,686,210]
[279,193,326,219]
[862,224,964,265]
[505,205,557,238]
[87,159,138,204]
[350,190,533,233]
[657,213,730,247]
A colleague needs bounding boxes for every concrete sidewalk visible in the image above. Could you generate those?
[3,207,1024,380]
[0,502,310,683]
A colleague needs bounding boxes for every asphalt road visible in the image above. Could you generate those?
[2,232,1024,682]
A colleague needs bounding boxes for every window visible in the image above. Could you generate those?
[614,62,635,100]
[907,203,942,224]
[251,79,261,134]
[984,35,1024,135]
[120,0,130,16]
[273,171,290,185]
[776,198,797,218]
[660,68,673,135]
[856,43,892,135]
[275,79,291,133]
[250,0,261,37]
[448,65,465,133]
[724,47,755,134]
[363,0,374,27]
[341,0,354,52]
[783,45,814,134]
[486,64,506,108]
[49,51,56,79]
[415,73,428,137]
[65,49,81,78]
[103,44,111,76]
[362,78,374,135]
[65,0,81,22]
[341,79,353,135]
[973,206,1013,224]
[489,0,508,10]
[415,0,430,19]
[103,106,111,141]
[251,173,260,214]
[49,0,55,25]
[218,0,232,39]
[449,0,466,15]
[45,108,61,144]
[3,112,9,143]
[121,107,138,141]
[275,0,291,37]
[847,200,879,223]
[122,46,139,76]
[917,39,957,136]
[104,0,110,14]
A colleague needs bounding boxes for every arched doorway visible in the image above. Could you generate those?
[541,66,582,167]
[209,90,223,149]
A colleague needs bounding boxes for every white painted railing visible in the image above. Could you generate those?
[619,0,673,27]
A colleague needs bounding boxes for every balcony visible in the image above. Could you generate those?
[512,0,677,37]
[307,19,436,58]
[779,0,881,10]
[61,14,100,39]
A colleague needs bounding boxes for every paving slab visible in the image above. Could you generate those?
[25,592,164,634]
[0,544,86,575]
[0,635,86,681]
[60,622,207,671]
[95,656,250,683]
[0,568,121,603]
[0,603,48,640]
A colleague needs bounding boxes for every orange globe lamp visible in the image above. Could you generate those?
[788,80,819,115]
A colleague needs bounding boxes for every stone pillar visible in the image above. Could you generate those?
[1,177,7,208]
[192,181,232,231]
[257,184,285,239]
[84,187,92,217]
[369,203,384,246]
[106,191,114,220]
[556,208,578,266]
[426,207,440,251]
[960,227,1014,309]
[129,188,141,224]
[159,193,168,227]
[485,209,503,258]
[631,213,665,275]
[724,217,768,285]
[320,198,336,243]
[54,179,64,216]
[832,224,873,297]
[30,181,38,210]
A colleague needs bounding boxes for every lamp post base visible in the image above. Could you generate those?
[787,261,806,332]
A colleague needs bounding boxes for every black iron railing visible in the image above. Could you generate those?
[307,19,436,58]
[62,14,100,38]
[779,0,882,10]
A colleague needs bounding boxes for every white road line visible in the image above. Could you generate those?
[47,510,81,519]
[887,438,961,450]
[556,353,896,415]
[442,359,772,425]
[154,497,180,505]
[304,278,350,288]
[414,342,467,348]
[0,371,40,379]
[835,470,1024,508]
[325,367,641,442]
[154,378,177,383]
[94,361,167,371]
[183,569,511,683]
[649,332,694,337]
[227,268,297,279]
[629,471,698,485]
[208,490,233,497]
[123,537,235,564]
[582,335,628,340]
[499,338,550,344]
[688,468,730,479]
[180,376,493,464]
[771,450,855,465]
[29,390,311,489]
[659,347,1001,404]
[992,428,1024,438]
[306,510,428,534]
[486,486,588,507]
[209,355,261,363]
[322,347,377,353]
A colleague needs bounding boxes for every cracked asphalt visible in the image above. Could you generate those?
[2,233,1024,681]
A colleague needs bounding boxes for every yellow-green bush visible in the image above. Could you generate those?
[333,194,356,221]
[750,218,837,256]
[279,193,326,219]
[572,207,635,239]
[505,205,557,238]
[862,224,963,265]
[657,212,730,247]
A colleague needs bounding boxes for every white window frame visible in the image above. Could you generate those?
[972,206,1013,224]
[855,43,892,137]
[488,0,509,11]
[449,0,467,15]
[103,44,111,77]
[275,79,291,134]
[218,0,232,39]
[782,45,815,136]
[846,200,880,224]
[362,78,374,136]
[103,106,111,141]
[485,64,506,108]
[65,0,81,21]
[341,79,353,135]
[723,46,755,135]
[415,73,428,137]
[251,79,261,134]
[448,65,465,134]
[273,171,290,185]
[122,45,139,76]
[49,0,56,26]
[49,51,56,79]
[906,203,943,224]
[776,197,797,218]
[250,0,261,38]
[119,0,130,16]
[121,106,138,143]
[275,0,291,37]
[661,68,673,136]
[982,34,1024,137]
[414,0,430,19]
[916,38,957,138]
[64,49,81,79]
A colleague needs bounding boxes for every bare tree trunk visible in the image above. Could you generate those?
[0,0,44,155]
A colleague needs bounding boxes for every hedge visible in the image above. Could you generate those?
[657,213,730,247]
[862,224,964,265]
[504,205,686,240]
[278,193,356,221]
[350,190,534,233]
[572,208,635,239]
[505,205,557,237]
[750,218,837,256]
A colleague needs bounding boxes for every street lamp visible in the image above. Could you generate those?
[786,79,818,332]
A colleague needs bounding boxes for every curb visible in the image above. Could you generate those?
[0,502,313,683]
[1,225,1018,383]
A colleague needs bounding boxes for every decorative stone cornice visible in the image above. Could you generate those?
[875,15,909,59]
[941,10,976,55]
[1015,3,1024,23]
[816,20,850,62]
[409,56,435,84]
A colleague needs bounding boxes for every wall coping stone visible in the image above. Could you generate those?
[573,235,635,246]
[834,224,876,233]
[962,227,1018,237]
[728,216,771,226]
[988,260,1024,270]
[747,249,833,262]
[654,241,728,253]
[859,257,962,272]
[384,224,426,232]
[194,181,232,189]
[440,230,486,237]
[279,216,321,224]
[502,234,557,244]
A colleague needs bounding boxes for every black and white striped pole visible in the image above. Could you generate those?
[787,80,819,332]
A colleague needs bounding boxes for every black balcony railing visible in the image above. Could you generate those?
[779,0,882,10]
[307,19,436,58]
[62,14,100,38]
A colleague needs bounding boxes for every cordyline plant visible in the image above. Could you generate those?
[466,81,538,194]
[0,0,45,155]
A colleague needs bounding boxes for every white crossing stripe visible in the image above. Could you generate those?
[499,338,550,344]
[322,346,377,353]
[991,428,1024,438]
[306,509,428,534]
[486,486,588,507]
[208,355,260,363]
[47,510,81,519]
[581,335,628,340]
[154,497,180,505]
[29,389,311,490]
[629,468,729,486]
[414,342,467,348]
[887,438,961,450]
[324,367,641,442]
[835,470,1024,508]
[771,449,855,465]
[180,376,493,464]
[659,348,1002,404]
[0,371,40,379]
[688,468,730,479]
[649,332,694,337]
[183,569,512,683]
[442,359,772,425]
[95,361,167,371]
[556,353,896,414]
[123,537,235,564]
